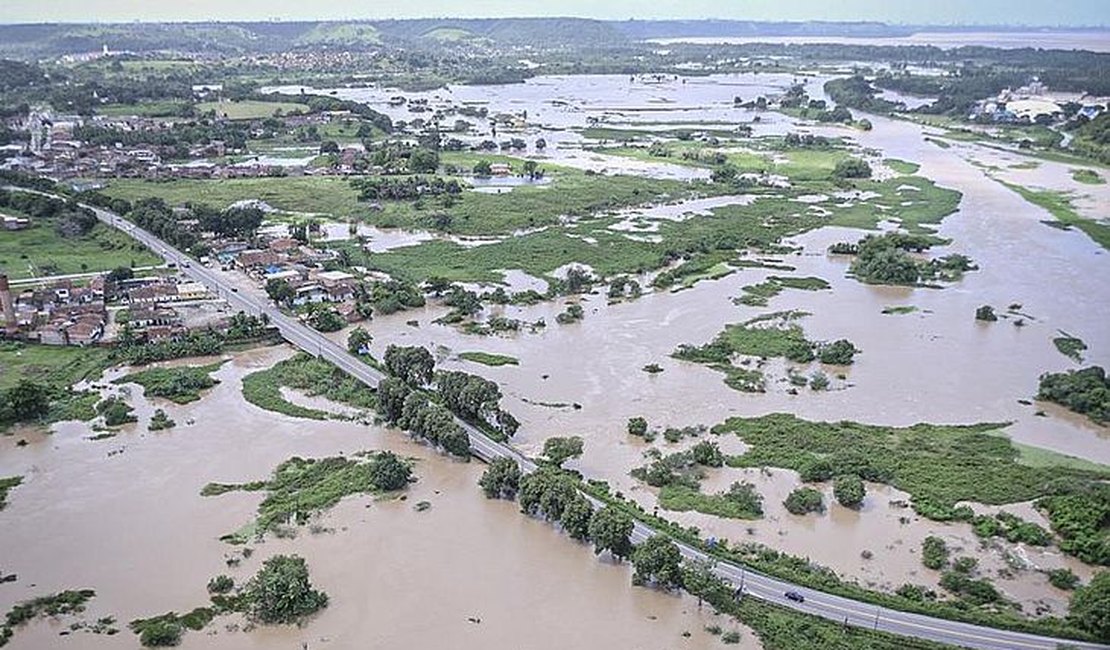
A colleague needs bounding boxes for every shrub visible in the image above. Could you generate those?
[783,487,824,515]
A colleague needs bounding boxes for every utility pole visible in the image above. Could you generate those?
[873,607,881,631]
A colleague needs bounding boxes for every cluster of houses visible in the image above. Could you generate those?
[0,271,223,346]
[969,81,1107,124]
[1,274,109,346]
[215,235,367,324]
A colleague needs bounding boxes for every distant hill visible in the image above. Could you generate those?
[0,19,1104,60]
[0,18,626,58]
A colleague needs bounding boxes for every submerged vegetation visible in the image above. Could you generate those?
[717,413,1110,531]
[203,452,414,543]
[2,589,97,647]
[673,311,857,391]
[115,362,223,404]
[241,353,376,420]
[1037,366,1110,425]
[131,554,327,647]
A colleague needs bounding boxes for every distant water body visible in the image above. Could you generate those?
[648,31,1110,53]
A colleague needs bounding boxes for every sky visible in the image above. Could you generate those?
[2,0,1108,26]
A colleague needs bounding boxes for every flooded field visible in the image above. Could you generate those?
[275,73,1107,617]
[0,348,744,649]
[5,69,1109,648]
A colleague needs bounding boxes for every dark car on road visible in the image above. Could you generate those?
[785,591,805,603]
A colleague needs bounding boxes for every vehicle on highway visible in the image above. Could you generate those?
[785,591,805,603]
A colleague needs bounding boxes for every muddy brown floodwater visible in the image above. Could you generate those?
[0,347,754,649]
[327,81,1108,617]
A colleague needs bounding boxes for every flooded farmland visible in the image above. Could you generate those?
[4,65,1109,650]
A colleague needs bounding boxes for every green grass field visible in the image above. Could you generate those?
[197,100,311,120]
[0,221,160,280]
[0,342,113,391]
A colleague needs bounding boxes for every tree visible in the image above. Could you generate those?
[683,558,722,608]
[588,506,634,561]
[319,140,339,154]
[561,495,593,541]
[543,436,584,467]
[2,380,50,423]
[265,278,294,306]
[243,555,328,625]
[383,345,435,387]
[1070,571,1110,641]
[438,426,471,458]
[691,440,724,467]
[479,457,521,499]
[408,148,439,173]
[472,160,492,177]
[922,536,950,570]
[347,327,372,355]
[783,487,825,515]
[107,266,134,284]
[523,160,538,179]
[833,474,866,508]
[376,377,411,424]
[831,157,872,180]
[307,306,344,332]
[627,416,648,437]
[632,535,685,590]
[370,451,412,491]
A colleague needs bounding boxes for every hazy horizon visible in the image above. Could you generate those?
[2,0,1108,27]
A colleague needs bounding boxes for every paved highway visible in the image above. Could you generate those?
[74,197,1106,650]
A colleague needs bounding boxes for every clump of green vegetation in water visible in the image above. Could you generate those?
[660,481,765,520]
[1071,168,1105,185]
[555,303,583,324]
[1052,332,1088,362]
[96,396,137,427]
[1037,365,1109,424]
[2,589,96,646]
[131,608,214,647]
[717,413,1110,523]
[130,554,326,646]
[642,363,664,374]
[882,305,918,315]
[241,353,376,420]
[836,232,976,286]
[783,486,825,515]
[673,312,856,391]
[203,452,414,543]
[115,362,223,404]
[0,476,22,510]
[242,554,328,624]
[148,409,175,431]
[458,351,519,367]
[735,275,829,307]
[970,511,1051,546]
[921,536,950,570]
[885,159,921,174]
[975,305,998,321]
[1047,568,1080,590]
